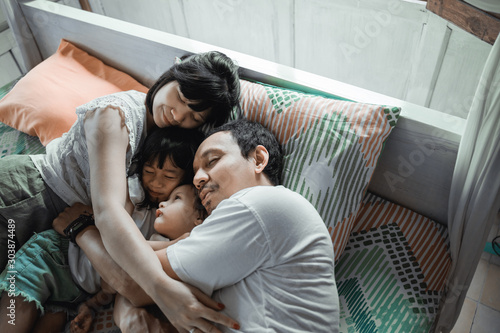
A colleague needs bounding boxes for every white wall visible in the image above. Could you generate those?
[0,0,83,87]
[85,0,491,119]
[1,0,492,119]
[0,4,22,88]
[83,0,491,118]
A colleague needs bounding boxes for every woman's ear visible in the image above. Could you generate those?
[254,145,269,174]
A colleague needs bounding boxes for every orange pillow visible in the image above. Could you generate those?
[0,40,148,145]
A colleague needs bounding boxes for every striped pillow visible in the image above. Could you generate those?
[238,80,401,260]
[336,192,451,332]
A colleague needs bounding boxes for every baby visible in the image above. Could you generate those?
[71,184,206,333]
[151,184,207,244]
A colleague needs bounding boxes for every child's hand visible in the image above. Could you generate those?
[52,203,93,235]
[70,303,95,333]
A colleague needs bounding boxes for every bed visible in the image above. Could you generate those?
[1,1,498,332]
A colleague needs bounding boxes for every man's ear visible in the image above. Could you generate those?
[194,216,204,226]
[254,145,269,174]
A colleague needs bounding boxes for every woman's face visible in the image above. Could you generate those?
[142,157,185,204]
[152,81,211,129]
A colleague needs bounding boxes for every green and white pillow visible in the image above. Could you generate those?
[238,80,400,260]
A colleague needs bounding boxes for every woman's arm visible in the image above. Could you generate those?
[52,203,153,306]
[84,106,167,300]
[75,227,155,306]
[84,107,238,332]
[84,106,160,273]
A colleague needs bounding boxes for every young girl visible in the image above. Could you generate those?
[0,126,204,332]
[0,51,241,331]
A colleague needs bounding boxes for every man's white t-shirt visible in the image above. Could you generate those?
[168,185,340,332]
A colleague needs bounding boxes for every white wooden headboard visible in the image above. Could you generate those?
[5,0,466,225]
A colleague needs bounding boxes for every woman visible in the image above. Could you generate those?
[0,51,241,332]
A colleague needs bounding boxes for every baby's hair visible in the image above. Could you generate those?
[136,127,205,208]
[189,184,208,220]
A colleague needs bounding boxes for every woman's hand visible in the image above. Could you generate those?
[52,203,93,235]
[152,278,239,333]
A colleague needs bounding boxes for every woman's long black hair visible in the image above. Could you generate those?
[145,51,241,128]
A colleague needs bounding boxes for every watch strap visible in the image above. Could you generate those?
[63,213,95,244]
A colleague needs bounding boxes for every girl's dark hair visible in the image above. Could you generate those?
[145,51,241,127]
[137,127,205,208]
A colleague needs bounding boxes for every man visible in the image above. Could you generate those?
[159,119,340,332]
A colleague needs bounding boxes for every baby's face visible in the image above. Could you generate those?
[154,184,201,239]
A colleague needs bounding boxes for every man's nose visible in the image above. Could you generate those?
[193,169,208,189]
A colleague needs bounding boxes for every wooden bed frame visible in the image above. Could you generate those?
[5,0,466,226]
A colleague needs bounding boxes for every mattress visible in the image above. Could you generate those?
[0,80,450,332]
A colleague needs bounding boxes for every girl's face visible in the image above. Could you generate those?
[142,157,185,204]
[154,185,202,239]
[152,81,211,129]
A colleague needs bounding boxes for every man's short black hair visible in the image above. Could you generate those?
[208,119,283,185]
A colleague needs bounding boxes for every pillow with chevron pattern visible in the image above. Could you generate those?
[238,80,401,260]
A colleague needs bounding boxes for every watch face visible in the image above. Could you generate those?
[73,221,85,229]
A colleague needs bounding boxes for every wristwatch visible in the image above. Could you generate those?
[63,213,95,244]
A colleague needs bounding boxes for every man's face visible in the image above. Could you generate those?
[193,131,257,214]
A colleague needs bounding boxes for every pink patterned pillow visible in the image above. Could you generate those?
[238,80,400,260]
